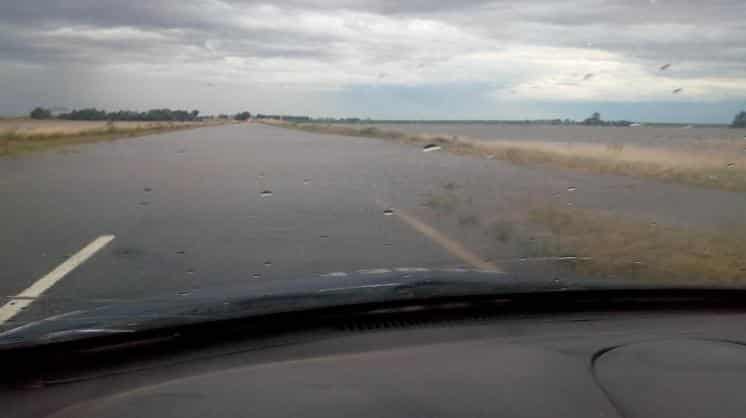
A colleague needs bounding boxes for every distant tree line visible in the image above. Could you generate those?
[732,111,746,128]
[234,111,251,121]
[28,107,292,122]
[61,108,201,121]
[29,107,201,121]
[581,112,633,127]
[30,107,52,119]
[41,107,746,128]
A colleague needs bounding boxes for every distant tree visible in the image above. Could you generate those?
[582,112,616,126]
[143,109,170,121]
[578,112,633,127]
[234,111,251,121]
[732,111,746,128]
[30,107,52,119]
[582,112,602,125]
[58,108,107,120]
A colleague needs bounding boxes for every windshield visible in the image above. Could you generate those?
[1,1,746,335]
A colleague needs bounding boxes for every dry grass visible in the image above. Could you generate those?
[0,119,226,157]
[267,120,746,192]
[476,140,746,192]
[422,192,461,214]
[528,206,746,284]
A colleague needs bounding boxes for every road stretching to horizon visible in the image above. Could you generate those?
[3,123,746,329]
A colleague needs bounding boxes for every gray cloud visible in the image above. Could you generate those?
[439,1,746,67]
[0,0,744,118]
[3,0,744,68]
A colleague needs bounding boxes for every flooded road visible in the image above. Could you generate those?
[2,123,745,328]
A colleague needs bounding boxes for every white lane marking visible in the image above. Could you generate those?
[0,235,115,325]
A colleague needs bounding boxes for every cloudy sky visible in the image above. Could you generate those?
[1,0,745,122]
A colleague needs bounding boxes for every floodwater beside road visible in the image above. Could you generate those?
[359,122,745,150]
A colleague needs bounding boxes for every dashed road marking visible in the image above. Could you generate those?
[0,235,115,326]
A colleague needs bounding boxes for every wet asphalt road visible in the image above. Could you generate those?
[0,124,459,326]
[2,123,746,328]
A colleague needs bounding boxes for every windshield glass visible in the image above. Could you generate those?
[1,1,746,334]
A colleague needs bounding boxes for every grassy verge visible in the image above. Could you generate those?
[477,140,746,192]
[527,206,746,284]
[0,122,221,157]
[266,120,746,193]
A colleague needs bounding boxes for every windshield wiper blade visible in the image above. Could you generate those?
[0,269,738,350]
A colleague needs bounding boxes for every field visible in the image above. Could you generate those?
[0,119,229,156]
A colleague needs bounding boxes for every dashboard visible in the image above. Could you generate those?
[4,308,746,418]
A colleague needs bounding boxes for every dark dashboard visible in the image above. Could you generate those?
[4,305,746,418]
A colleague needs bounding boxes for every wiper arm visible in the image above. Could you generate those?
[0,268,740,350]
